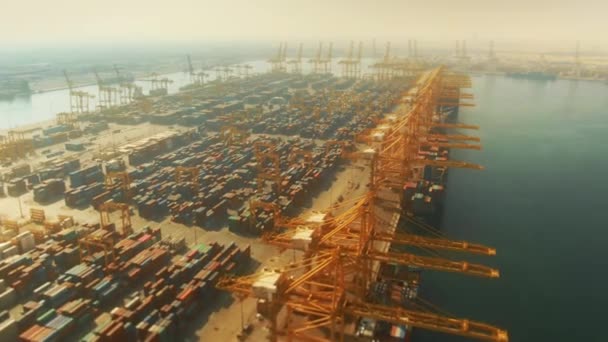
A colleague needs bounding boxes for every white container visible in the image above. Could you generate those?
[0,242,11,255]
[17,232,35,253]
[2,246,18,259]
[252,270,282,301]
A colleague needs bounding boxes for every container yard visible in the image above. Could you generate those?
[0,42,510,342]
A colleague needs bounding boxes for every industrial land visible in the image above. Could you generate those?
[0,42,508,342]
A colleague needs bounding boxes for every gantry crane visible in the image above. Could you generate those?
[221,65,507,341]
[141,73,173,96]
[269,42,288,73]
[56,112,79,130]
[98,202,133,236]
[371,42,394,81]
[63,70,95,114]
[262,191,499,279]
[321,42,333,74]
[105,171,132,202]
[287,43,303,74]
[93,68,119,109]
[220,112,250,146]
[0,128,37,160]
[309,42,323,74]
[79,233,115,266]
[217,248,508,342]
[248,199,282,232]
[114,64,141,104]
[241,64,253,78]
[337,41,362,79]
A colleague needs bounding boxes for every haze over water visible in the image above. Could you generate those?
[416,76,608,342]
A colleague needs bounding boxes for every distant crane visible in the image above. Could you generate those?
[269,42,288,73]
[141,73,173,96]
[114,64,141,104]
[63,70,94,114]
[241,64,253,78]
[309,42,323,74]
[287,43,303,74]
[324,42,334,74]
[93,68,119,109]
[186,55,207,86]
[339,41,362,79]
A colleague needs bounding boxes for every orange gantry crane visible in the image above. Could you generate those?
[262,191,499,279]
[217,65,509,341]
[217,248,508,342]
[98,202,133,236]
[79,233,116,266]
[105,171,132,201]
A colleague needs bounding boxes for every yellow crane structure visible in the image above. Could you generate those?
[0,128,37,160]
[79,233,115,266]
[141,73,173,96]
[105,171,132,202]
[63,70,94,114]
[338,41,364,79]
[309,42,323,74]
[220,111,250,147]
[217,248,508,342]
[262,192,499,278]
[98,202,133,236]
[113,65,141,104]
[186,55,207,86]
[371,42,394,81]
[93,68,119,109]
[56,112,79,130]
[320,42,333,74]
[287,43,304,74]
[269,42,288,73]
[248,199,282,232]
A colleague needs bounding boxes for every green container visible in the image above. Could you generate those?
[36,309,57,324]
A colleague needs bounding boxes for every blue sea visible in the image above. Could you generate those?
[415,75,608,342]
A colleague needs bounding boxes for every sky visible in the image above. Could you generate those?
[1,0,607,47]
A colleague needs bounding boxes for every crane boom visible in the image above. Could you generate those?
[344,302,508,342]
[373,231,496,255]
[367,250,499,278]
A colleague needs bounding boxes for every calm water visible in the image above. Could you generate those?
[415,76,608,342]
[0,57,383,130]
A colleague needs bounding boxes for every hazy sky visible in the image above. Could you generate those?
[2,0,606,45]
